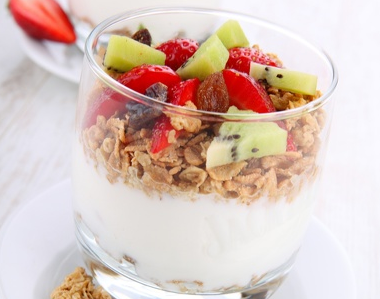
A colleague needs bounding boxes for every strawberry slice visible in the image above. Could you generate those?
[168,78,200,106]
[276,121,297,152]
[150,115,181,154]
[156,38,199,70]
[9,0,76,44]
[83,65,181,128]
[82,89,127,129]
[226,47,279,74]
[222,69,276,113]
[117,64,181,94]
[150,78,200,153]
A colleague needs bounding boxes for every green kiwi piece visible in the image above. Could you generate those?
[215,19,250,49]
[206,106,287,169]
[103,35,166,73]
[176,34,229,81]
[250,62,318,95]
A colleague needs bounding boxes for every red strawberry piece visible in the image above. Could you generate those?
[150,78,200,153]
[276,121,297,152]
[226,47,279,74]
[82,88,127,128]
[222,69,276,113]
[150,115,181,154]
[117,64,181,94]
[286,133,297,152]
[9,0,76,44]
[156,38,199,70]
[168,78,200,106]
[83,64,181,128]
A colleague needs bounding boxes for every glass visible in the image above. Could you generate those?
[67,0,222,50]
[72,7,338,299]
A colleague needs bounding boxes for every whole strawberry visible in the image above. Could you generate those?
[226,47,279,74]
[156,38,199,71]
[9,0,76,44]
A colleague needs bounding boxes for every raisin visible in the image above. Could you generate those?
[126,83,168,129]
[196,72,229,113]
[145,82,168,103]
[132,28,152,46]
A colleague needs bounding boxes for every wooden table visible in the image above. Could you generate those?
[0,0,378,298]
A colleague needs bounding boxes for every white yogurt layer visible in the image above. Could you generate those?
[72,143,315,291]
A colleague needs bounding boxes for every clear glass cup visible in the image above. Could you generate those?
[72,7,338,299]
[67,0,222,50]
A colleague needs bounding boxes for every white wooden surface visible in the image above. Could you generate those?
[0,0,378,298]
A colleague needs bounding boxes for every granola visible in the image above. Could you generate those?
[80,85,324,204]
[50,267,111,299]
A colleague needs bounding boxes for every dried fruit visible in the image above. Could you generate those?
[9,0,76,43]
[131,28,152,46]
[126,83,168,129]
[196,72,229,113]
[156,38,199,70]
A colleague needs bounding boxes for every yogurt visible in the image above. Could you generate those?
[72,142,315,291]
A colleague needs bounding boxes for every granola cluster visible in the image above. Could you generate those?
[80,86,324,205]
[50,267,111,299]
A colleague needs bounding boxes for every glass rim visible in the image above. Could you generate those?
[85,6,338,122]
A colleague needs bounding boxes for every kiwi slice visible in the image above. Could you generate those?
[176,34,229,81]
[103,35,166,72]
[206,106,287,169]
[215,19,250,49]
[250,62,318,95]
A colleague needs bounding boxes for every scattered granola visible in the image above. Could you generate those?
[50,267,111,299]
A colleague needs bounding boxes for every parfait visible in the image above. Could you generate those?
[72,8,337,299]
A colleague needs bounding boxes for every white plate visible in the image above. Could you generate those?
[14,0,83,84]
[0,179,356,299]
[16,28,83,84]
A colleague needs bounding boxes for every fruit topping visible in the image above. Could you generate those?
[176,34,229,81]
[250,62,317,95]
[117,64,181,94]
[83,65,180,128]
[222,69,276,113]
[206,106,287,168]
[196,72,229,113]
[126,83,168,130]
[9,0,76,43]
[226,47,280,74]
[276,121,297,152]
[83,88,127,129]
[156,38,199,71]
[215,19,250,49]
[150,115,181,154]
[103,35,166,73]
[168,78,200,106]
[131,28,152,46]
